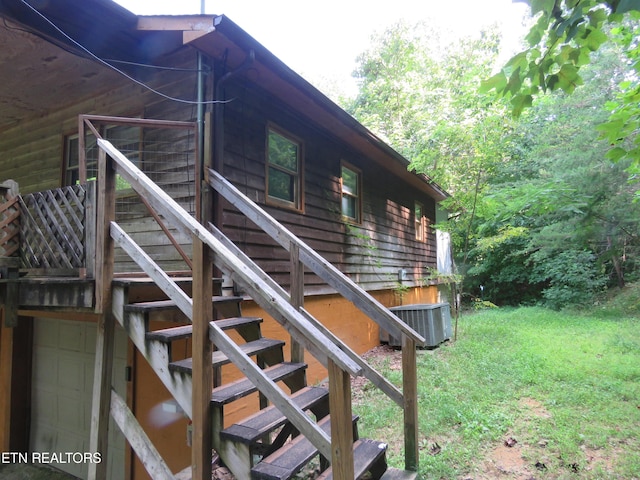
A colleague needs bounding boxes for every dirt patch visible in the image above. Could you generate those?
[480,441,532,480]
[518,397,551,419]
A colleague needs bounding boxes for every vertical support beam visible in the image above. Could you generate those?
[94,149,116,313]
[0,315,32,453]
[78,116,87,185]
[402,334,419,471]
[328,359,354,480]
[1,258,20,328]
[191,238,213,480]
[0,316,13,452]
[89,148,117,480]
[84,181,97,280]
[289,243,304,365]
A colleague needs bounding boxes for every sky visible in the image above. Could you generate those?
[114,0,531,96]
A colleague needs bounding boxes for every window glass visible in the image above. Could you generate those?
[341,164,361,223]
[267,128,301,208]
[415,202,425,241]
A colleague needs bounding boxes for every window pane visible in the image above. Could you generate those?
[268,167,295,203]
[341,166,358,196]
[268,131,298,172]
[342,195,357,219]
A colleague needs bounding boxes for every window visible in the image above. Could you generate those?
[341,163,361,223]
[415,202,426,241]
[266,127,302,210]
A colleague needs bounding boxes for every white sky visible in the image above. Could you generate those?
[114,0,531,96]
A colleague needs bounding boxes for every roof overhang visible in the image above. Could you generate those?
[185,16,448,202]
[0,0,448,201]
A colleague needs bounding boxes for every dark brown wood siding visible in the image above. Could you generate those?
[219,80,437,293]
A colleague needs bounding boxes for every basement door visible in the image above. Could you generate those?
[30,317,128,479]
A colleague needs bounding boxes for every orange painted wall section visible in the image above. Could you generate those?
[132,285,437,479]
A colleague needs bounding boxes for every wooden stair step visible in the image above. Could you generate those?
[221,386,329,444]
[146,317,263,343]
[124,295,243,323]
[113,276,224,301]
[251,414,359,480]
[170,338,285,374]
[211,362,307,405]
[316,438,388,480]
[379,469,419,480]
[125,295,243,313]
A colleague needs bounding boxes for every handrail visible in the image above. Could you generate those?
[98,139,360,375]
[206,167,422,471]
[207,222,405,407]
[207,168,426,346]
[96,138,362,462]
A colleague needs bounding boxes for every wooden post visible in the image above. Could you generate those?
[88,148,117,480]
[191,238,213,480]
[289,243,305,365]
[84,181,97,280]
[402,334,419,471]
[0,316,13,451]
[0,258,20,328]
[328,359,354,480]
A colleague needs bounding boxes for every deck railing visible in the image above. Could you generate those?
[19,184,94,276]
[0,180,20,258]
[0,181,95,278]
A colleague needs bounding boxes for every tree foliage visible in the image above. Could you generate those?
[347,19,640,309]
[467,48,640,307]
[482,0,640,168]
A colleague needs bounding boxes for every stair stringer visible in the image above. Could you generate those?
[112,283,193,418]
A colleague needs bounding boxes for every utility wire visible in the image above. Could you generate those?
[16,0,230,105]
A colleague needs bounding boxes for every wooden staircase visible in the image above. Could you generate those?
[111,276,391,479]
[86,134,423,480]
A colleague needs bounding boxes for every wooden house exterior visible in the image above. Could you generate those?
[0,1,449,479]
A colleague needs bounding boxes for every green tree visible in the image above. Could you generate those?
[348,22,516,268]
[469,47,640,307]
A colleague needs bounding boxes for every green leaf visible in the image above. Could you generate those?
[616,0,640,13]
[479,71,507,94]
[606,147,628,162]
[505,51,529,70]
[547,73,560,90]
[583,28,609,51]
[507,67,523,95]
[588,8,609,26]
[511,94,533,116]
[556,63,582,93]
[531,0,556,16]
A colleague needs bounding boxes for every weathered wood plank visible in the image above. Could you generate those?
[100,138,360,377]
[328,359,355,480]
[208,169,426,346]
[112,287,193,418]
[110,222,193,318]
[208,222,404,407]
[401,335,419,472]
[209,323,333,460]
[191,238,213,480]
[88,310,115,480]
[110,389,176,480]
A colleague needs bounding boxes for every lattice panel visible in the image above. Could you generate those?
[0,194,20,257]
[19,185,86,269]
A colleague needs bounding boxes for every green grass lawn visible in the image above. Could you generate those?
[355,306,640,479]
